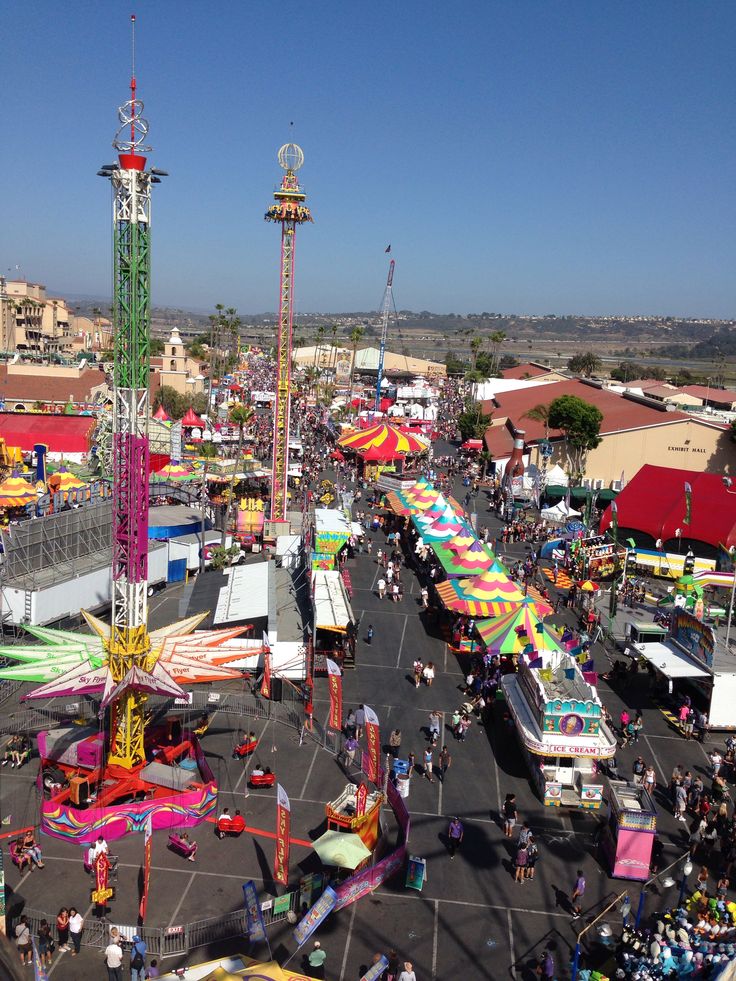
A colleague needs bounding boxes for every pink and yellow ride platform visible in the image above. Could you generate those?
[0,612,267,843]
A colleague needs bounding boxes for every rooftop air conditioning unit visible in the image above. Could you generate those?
[582,478,592,490]
[593,479,604,490]
[611,480,622,492]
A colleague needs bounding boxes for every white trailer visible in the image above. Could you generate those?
[167,532,233,573]
[0,541,167,627]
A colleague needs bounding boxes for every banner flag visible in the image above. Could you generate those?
[260,652,271,700]
[363,705,380,785]
[325,658,342,730]
[274,784,291,885]
[293,885,338,946]
[31,938,49,981]
[139,814,153,920]
[243,879,267,943]
[684,481,692,525]
[360,955,390,981]
[610,500,618,542]
[355,782,368,817]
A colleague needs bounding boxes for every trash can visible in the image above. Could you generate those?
[396,773,410,799]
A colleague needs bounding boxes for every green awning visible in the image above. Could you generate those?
[544,484,567,498]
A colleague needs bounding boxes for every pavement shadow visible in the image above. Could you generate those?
[251,837,277,896]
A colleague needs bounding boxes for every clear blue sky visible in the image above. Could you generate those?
[3,1,735,318]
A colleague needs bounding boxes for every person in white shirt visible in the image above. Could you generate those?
[91,835,109,861]
[104,939,124,980]
[398,962,417,981]
[68,908,84,956]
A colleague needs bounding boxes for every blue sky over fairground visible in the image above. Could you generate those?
[3,1,735,319]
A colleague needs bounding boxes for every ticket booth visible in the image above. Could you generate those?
[600,780,657,881]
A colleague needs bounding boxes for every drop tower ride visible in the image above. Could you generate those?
[265,144,312,523]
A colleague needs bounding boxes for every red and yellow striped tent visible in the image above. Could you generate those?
[0,472,37,508]
[338,423,429,460]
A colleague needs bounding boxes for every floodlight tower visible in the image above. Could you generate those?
[374,259,395,413]
[265,144,312,523]
[97,16,167,769]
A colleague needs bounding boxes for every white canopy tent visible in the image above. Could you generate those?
[541,500,581,523]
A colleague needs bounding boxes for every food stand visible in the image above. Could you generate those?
[502,653,616,809]
[571,535,627,580]
[236,497,265,551]
[312,570,356,672]
[600,780,657,881]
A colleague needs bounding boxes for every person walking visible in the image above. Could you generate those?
[632,756,646,785]
[343,735,359,768]
[447,816,464,858]
[525,835,539,879]
[366,625,374,645]
[503,793,517,837]
[438,745,451,782]
[643,765,656,795]
[420,585,429,609]
[68,907,84,956]
[422,661,435,687]
[571,869,586,918]
[423,746,435,783]
[389,729,402,759]
[428,710,441,746]
[307,941,327,980]
[413,659,424,689]
[104,934,124,981]
[377,577,386,600]
[355,705,366,738]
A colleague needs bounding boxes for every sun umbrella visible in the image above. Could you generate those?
[312,830,372,870]
[577,580,600,593]
[47,467,87,493]
[0,472,37,508]
[153,461,196,481]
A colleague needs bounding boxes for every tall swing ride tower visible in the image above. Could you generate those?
[265,144,312,523]
[97,16,167,769]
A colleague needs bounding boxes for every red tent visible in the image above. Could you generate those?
[461,439,483,452]
[600,465,736,550]
[181,408,205,428]
[153,405,170,421]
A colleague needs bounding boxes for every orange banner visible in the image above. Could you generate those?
[355,782,368,817]
[274,784,291,885]
[260,652,271,699]
[327,673,342,730]
[139,815,152,920]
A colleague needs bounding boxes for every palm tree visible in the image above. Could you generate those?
[330,324,339,372]
[489,330,507,374]
[469,335,483,371]
[348,326,365,418]
[314,325,326,368]
[223,402,254,544]
[523,403,552,492]
[198,441,219,572]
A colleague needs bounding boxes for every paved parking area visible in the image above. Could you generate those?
[0,485,729,980]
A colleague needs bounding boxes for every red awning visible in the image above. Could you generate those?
[461,439,483,451]
[0,413,95,454]
[600,465,736,550]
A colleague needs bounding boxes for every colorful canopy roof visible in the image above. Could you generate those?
[312,829,372,869]
[152,404,170,421]
[436,578,524,617]
[476,601,561,656]
[0,472,36,507]
[47,467,87,492]
[337,423,429,459]
[462,568,526,602]
[447,529,478,552]
[154,461,196,481]
[451,539,496,573]
[404,486,444,511]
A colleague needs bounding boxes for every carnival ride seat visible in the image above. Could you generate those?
[216,813,246,839]
[232,739,258,760]
[168,833,197,859]
[249,768,275,788]
[9,840,31,872]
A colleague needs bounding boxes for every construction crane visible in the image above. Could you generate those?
[374,259,395,413]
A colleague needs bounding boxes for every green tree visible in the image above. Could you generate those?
[567,352,602,377]
[547,395,603,482]
[469,335,483,371]
[457,399,493,442]
[348,326,365,416]
[209,544,242,570]
[150,337,165,356]
[523,403,551,439]
[153,385,187,420]
[445,350,466,375]
[609,360,644,383]
[489,330,507,374]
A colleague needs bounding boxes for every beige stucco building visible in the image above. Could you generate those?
[1,279,73,354]
[150,326,205,396]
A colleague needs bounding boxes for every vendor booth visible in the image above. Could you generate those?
[325,782,384,851]
[502,652,616,809]
[600,780,657,881]
[312,569,356,671]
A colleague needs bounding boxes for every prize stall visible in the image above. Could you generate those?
[236,497,265,551]
[502,652,616,809]
[325,782,384,851]
[600,779,657,881]
[571,534,627,580]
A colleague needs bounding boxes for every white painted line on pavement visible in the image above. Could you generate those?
[643,734,668,785]
[373,889,573,918]
[507,907,517,977]
[338,902,357,981]
[299,712,329,799]
[432,899,439,980]
[168,870,196,928]
[396,615,408,667]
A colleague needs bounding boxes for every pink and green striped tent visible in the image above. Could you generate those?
[476,599,559,655]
